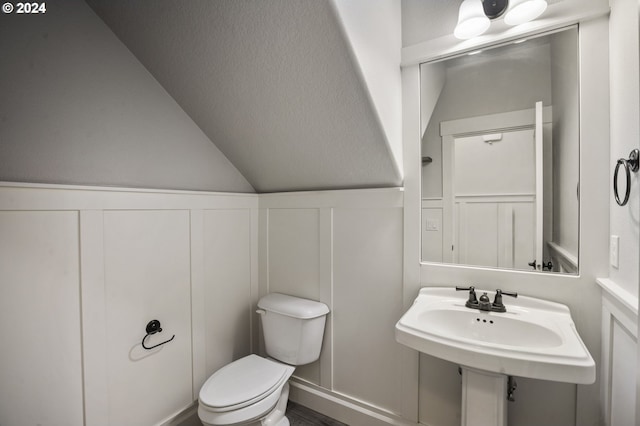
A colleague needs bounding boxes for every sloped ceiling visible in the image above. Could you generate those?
[86,0,402,193]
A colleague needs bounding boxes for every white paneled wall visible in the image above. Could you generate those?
[599,279,638,426]
[103,210,193,425]
[260,189,408,425]
[332,208,404,413]
[0,211,84,426]
[0,183,258,426]
[267,208,323,384]
[202,209,253,377]
[0,183,407,426]
[268,208,321,301]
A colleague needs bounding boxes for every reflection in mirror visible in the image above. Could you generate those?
[420,26,579,274]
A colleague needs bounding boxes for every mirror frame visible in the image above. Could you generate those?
[400,0,610,302]
[418,27,579,274]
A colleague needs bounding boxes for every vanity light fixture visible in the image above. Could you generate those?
[454,0,548,40]
[454,0,491,40]
[504,0,548,25]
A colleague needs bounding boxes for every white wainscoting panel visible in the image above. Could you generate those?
[598,278,638,426]
[610,321,636,425]
[0,211,84,426]
[103,210,193,425]
[202,209,253,377]
[267,208,322,384]
[332,207,404,414]
[0,182,258,426]
[418,354,462,426]
[267,208,321,300]
[260,189,409,425]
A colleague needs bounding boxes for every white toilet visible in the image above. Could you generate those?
[198,293,330,426]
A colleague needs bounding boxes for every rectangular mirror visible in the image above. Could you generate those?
[420,26,579,274]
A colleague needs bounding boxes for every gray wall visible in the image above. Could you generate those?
[86,0,402,193]
[0,0,254,192]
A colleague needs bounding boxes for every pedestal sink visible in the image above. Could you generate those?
[395,287,595,426]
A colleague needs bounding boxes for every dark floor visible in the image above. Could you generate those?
[287,401,348,426]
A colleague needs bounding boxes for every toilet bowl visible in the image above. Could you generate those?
[198,355,295,426]
[198,293,329,426]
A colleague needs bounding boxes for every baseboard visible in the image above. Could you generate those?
[156,381,420,426]
[157,402,201,426]
[288,379,418,426]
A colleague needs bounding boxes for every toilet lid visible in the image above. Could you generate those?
[199,355,293,412]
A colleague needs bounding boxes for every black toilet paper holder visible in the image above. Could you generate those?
[141,319,175,350]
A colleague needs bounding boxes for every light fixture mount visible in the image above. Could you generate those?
[482,0,509,19]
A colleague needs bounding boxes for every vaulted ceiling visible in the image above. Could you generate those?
[86,0,402,193]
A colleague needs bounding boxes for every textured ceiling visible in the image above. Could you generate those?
[86,0,402,193]
[401,0,461,46]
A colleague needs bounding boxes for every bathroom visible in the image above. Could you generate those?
[0,0,636,425]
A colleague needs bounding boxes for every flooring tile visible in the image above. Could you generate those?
[286,401,348,426]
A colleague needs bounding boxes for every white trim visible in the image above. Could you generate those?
[258,187,404,209]
[79,210,109,426]
[401,0,609,66]
[189,210,206,399]
[455,194,535,202]
[401,64,422,422]
[318,208,334,390]
[0,182,258,211]
[0,180,256,196]
[288,379,419,426]
[440,107,552,137]
[250,207,260,354]
[597,278,639,318]
[257,206,269,355]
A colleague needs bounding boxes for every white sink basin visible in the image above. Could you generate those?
[395,287,595,384]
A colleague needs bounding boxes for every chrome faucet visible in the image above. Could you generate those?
[456,286,518,312]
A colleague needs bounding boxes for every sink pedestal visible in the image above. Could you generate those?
[461,367,508,426]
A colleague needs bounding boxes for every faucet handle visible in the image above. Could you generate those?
[456,285,476,295]
[493,289,517,310]
[498,289,518,298]
[456,286,478,306]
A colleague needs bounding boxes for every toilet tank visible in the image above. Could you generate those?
[257,293,330,366]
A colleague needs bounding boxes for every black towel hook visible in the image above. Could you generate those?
[141,319,175,350]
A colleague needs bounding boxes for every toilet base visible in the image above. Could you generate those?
[261,382,290,426]
[271,417,289,426]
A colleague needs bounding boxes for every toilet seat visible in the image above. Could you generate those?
[198,355,295,425]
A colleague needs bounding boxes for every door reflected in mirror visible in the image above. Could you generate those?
[420,27,579,274]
